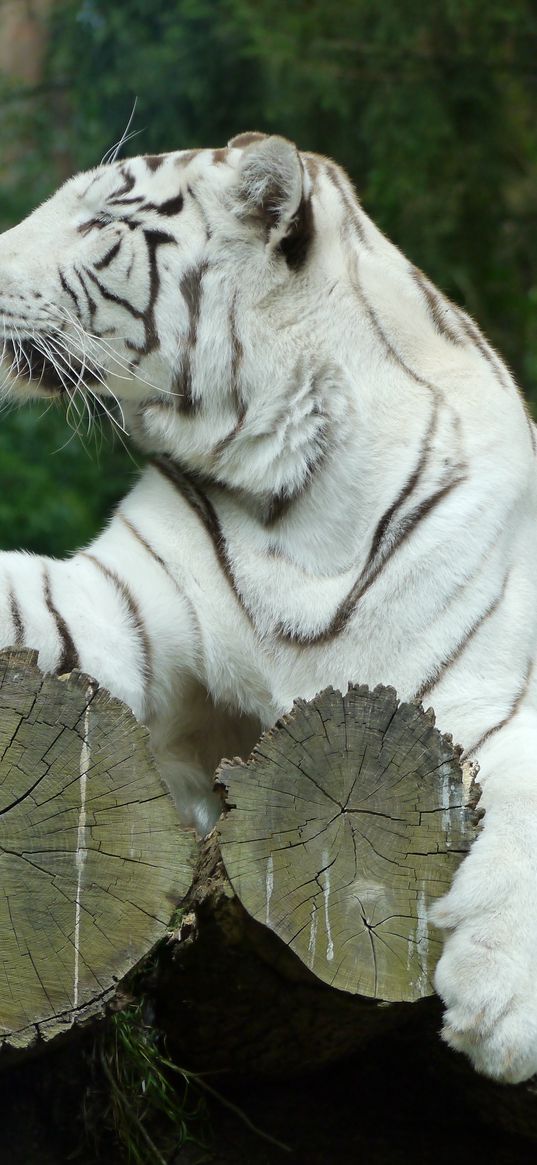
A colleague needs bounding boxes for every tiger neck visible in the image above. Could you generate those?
[126,275,465,577]
[130,353,358,516]
[133,394,380,581]
[132,358,468,586]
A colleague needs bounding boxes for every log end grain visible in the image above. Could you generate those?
[0,648,195,1053]
[217,684,476,1002]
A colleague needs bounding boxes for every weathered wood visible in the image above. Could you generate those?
[217,685,473,1001]
[0,648,195,1053]
[153,686,476,1078]
[154,829,437,1077]
[4,654,537,1147]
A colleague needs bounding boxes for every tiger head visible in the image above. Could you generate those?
[0,132,357,496]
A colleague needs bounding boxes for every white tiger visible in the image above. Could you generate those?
[1,132,536,1083]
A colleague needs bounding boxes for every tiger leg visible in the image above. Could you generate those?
[152,694,262,835]
[0,548,171,716]
[0,548,214,827]
[431,706,537,1082]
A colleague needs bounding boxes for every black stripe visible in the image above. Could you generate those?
[228,133,266,148]
[411,268,462,345]
[118,514,204,652]
[155,193,184,216]
[133,228,175,357]
[85,267,144,319]
[119,514,173,581]
[94,238,122,271]
[151,457,256,629]
[413,574,509,704]
[229,294,246,422]
[59,270,83,315]
[43,568,79,673]
[365,401,439,571]
[122,193,184,218]
[280,188,314,271]
[74,268,97,324]
[464,659,534,760]
[175,149,202,167]
[173,262,208,413]
[154,393,462,648]
[213,301,247,455]
[108,195,145,207]
[304,155,320,185]
[9,589,24,646]
[453,306,512,392]
[181,263,208,338]
[214,413,246,457]
[282,473,465,646]
[173,358,197,413]
[349,253,438,393]
[112,165,136,199]
[82,227,173,354]
[143,227,175,248]
[262,433,329,529]
[324,161,370,250]
[77,217,107,236]
[262,489,298,526]
[453,305,535,450]
[145,155,164,172]
[186,185,212,238]
[82,554,152,687]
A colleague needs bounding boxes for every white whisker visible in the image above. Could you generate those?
[101,99,142,165]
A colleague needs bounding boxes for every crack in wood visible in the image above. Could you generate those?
[219,684,474,1001]
[0,648,194,1049]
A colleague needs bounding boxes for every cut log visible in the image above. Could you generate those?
[0,648,195,1053]
[2,651,537,1146]
[154,685,475,1076]
[217,684,472,1001]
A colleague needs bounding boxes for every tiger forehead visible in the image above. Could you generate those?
[69,140,331,220]
[75,140,328,205]
[74,147,231,205]
[76,156,175,199]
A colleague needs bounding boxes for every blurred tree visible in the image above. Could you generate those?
[0,0,536,554]
[51,0,265,160]
[228,0,537,394]
[0,404,140,553]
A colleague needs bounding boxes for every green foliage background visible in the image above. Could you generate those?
[0,0,536,555]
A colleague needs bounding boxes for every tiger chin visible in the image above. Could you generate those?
[1,130,537,1085]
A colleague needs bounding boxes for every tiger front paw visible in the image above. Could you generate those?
[430,848,537,1083]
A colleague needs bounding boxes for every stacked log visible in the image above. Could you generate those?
[0,647,536,1143]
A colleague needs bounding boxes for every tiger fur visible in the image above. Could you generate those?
[1,132,537,1083]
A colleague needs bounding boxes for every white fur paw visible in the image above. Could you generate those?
[430,869,537,1083]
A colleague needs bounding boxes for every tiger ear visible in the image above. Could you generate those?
[233,135,313,264]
